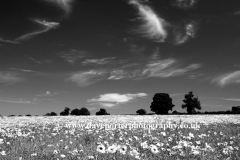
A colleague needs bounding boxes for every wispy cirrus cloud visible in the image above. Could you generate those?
[67,51,201,87]
[142,58,201,78]
[175,22,196,45]
[0,72,24,84]
[15,19,59,41]
[201,103,225,108]
[88,93,147,108]
[0,97,31,104]
[58,49,87,64]
[128,0,168,42]
[36,91,58,97]
[66,70,107,87]
[108,69,131,80]
[10,68,36,73]
[170,92,186,97]
[234,11,240,15]
[45,0,74,16]
[212,70,240,87]
[82,57,116,65]
[67,58,201,87]
[0,38,20,44]
[25,56,53,64]
[173,0,198,9]
[220,98,240,102]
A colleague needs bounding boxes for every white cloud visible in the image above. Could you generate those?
[212,70,240,87]
[142,55,201,78]
[221,98,240,102]
[142,59,175,77]
[67,70,107,87]
[82,57,116,65]
[175,23,196,45]
[201,103,225,108]
[0,98,31,104]
[174,0,198,9]
[0,72,24,84]
[45,0,74,16]
[128,0,168,42]
[36,91,58,97]
[10,68,36,73]
[88,93,147,108]
[58,49,87,64]
[15,19,59,41]
[0,38,20,44]
[234,11,240,15]
[67,52,201,86]
[108,70,131,80]
[170,93,185,97]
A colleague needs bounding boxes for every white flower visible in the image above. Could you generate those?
[60,154,66,158]
[129,149,140,158]
[88,156,94,159]
[0,139,4,144]
[133,136,138,140]
[53,150,58,154]
[196,141,201,145]
[191,150,200,155]
[119,145,127,155]
[156,142,164,147]
[107,144,118,153]
[168,137,173,141]
[189,132,194,138]
[31,153,37,156]
[140,141,148,149]
[0,150,6,155]
[96,144,106,153]
[150,145,159,154]
[161,132,166,136]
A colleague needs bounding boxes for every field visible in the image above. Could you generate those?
[0,115,240,160]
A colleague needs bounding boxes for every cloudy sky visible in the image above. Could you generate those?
[0,0,240,116]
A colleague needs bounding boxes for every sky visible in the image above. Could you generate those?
[0,0,240,116]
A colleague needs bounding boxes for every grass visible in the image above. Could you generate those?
[0,115,239,160]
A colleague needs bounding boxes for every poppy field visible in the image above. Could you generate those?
[0,115,240,160]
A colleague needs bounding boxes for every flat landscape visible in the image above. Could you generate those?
[0,115,240,160]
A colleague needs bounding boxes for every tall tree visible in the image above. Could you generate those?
[150,93,175,114]
[182,91,201,114]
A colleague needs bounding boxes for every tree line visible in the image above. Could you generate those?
[3,91,240,117]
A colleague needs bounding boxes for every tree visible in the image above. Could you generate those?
[96,109,110,115]
[182,91,201,114]
[70,108,82,116]
[172,110,179,114]
[150,93,175,114]
[60,107,71,116]
[79,107,91,115]
[45,112,57,116]
[26,114,32,116]
[50,112,58,116]
[232,106,240,112]
[136,109,147,115]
